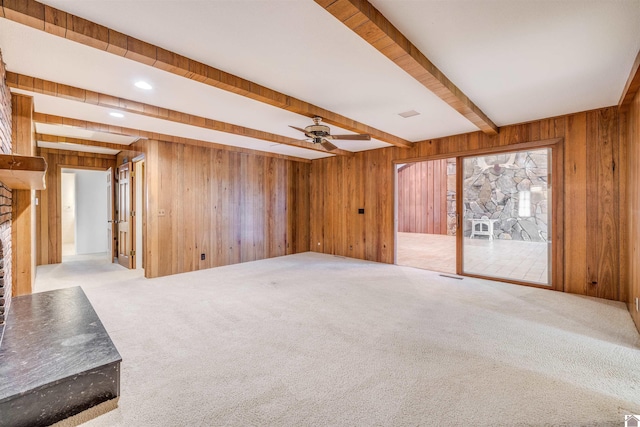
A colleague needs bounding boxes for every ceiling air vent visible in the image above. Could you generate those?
[398,110,420,118]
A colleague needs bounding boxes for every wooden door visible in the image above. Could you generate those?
[117,162,133,269]
[106,167,115,262]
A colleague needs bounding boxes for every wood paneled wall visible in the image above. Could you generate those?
[11,94,36,296]
[311,107,625,301]
[397,160,448,234]
[142,139,309,278]
[626,91,640,330]
[36,148,117,265]
[36,138,310,279]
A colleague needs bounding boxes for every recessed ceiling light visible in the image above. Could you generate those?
[109,112,124,118]
[398,110,420,118]
[134,81,153,90]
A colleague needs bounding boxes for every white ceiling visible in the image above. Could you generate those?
[372,0,640,125]
[1,0,639,158]
[34,123,140,145]
[37,140,122,155]
[16,88,333,160]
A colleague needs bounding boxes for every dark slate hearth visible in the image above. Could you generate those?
[0,287,121,427]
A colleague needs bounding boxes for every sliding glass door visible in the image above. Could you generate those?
[460,148,552,286]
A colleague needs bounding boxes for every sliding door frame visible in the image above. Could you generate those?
[455,138,564,291]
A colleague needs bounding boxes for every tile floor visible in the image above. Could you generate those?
[396,232,550,285]
[464,237,550,285]
[396,232,456,274]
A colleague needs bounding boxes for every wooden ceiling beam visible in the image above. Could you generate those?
[38,147,117,160]
[1,0,412,149]
[619,49,640,109]
[32,113,313,164]
[315,0,498,135]
[35,134,128,151]
[7,72,350,157]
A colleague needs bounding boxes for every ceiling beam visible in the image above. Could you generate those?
[7,72,351,157]
[36,134,128,151]
[315,0,498,135]
[619,49,640,109]
[32,113,313,164]
[1,0,412,149]
[38,146,118,160]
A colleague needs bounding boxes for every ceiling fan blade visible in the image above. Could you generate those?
[289,125,310,134]
[330,133,371,140]
[320,139,338,151]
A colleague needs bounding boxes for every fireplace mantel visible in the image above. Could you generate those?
[0,153,47,190]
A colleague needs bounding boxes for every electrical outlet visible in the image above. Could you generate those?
[158,209,166,216]
[201,253,205,261]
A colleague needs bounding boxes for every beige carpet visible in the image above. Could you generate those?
[35,252,640,426]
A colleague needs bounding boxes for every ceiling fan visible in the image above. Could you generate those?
[289,117,371,151]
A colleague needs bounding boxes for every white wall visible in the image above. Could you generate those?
[61,172,76,246]
[74,169,108,254]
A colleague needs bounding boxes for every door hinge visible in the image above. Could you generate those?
[131,171,135,178]
[130,250,135,256]
[131,210,135,217]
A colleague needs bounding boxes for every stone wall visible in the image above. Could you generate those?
[462,149,549,241]
[446,158,456,236]
[0,50,13,326]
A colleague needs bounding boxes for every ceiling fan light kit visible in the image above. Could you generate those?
[289,117,371,151]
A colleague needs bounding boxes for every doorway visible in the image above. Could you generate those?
[394,140,562,290]
[60,168,109,259]
[395,158,457,273]
[61,171,76,256]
